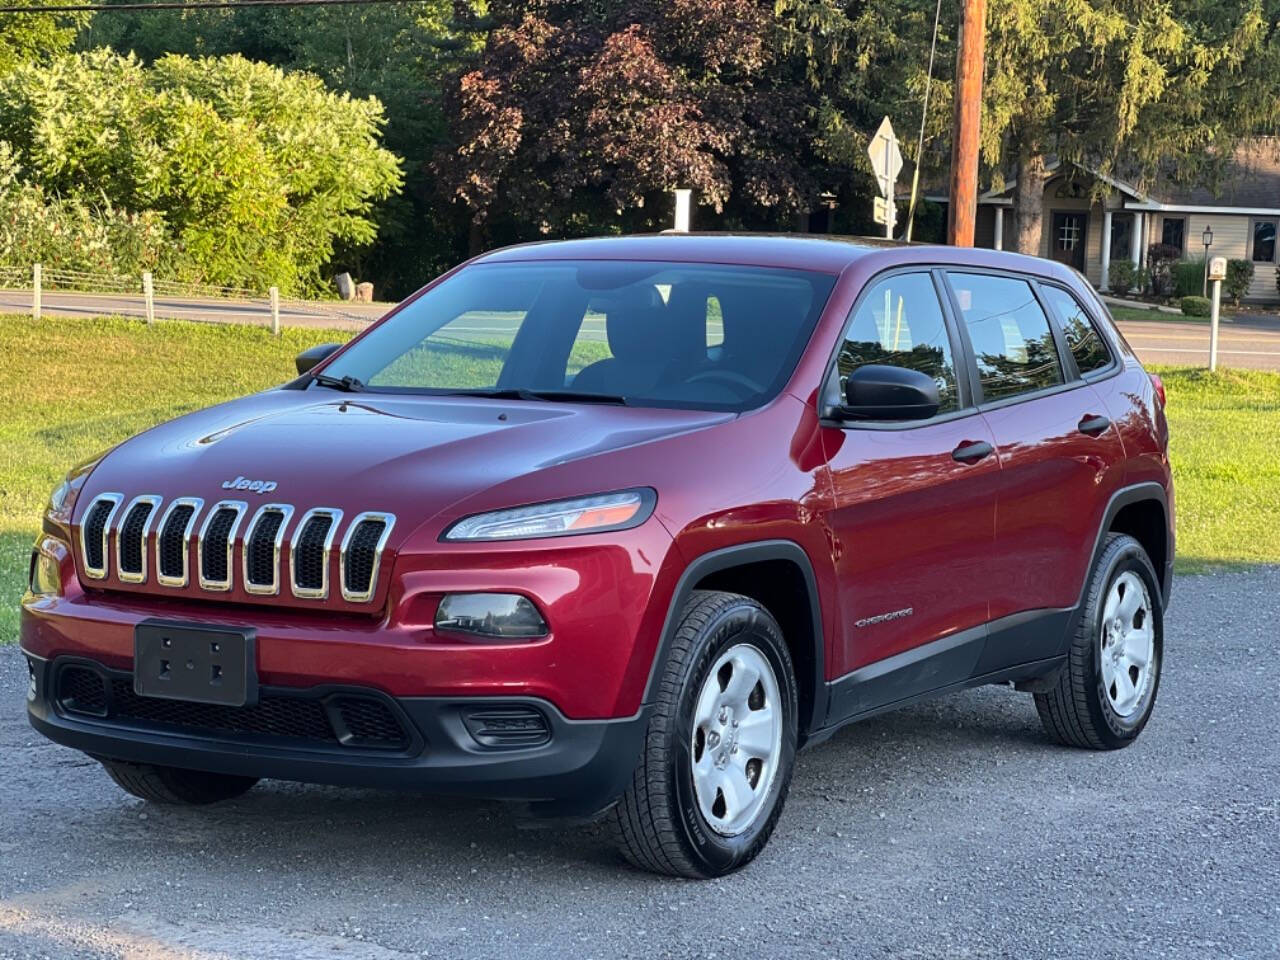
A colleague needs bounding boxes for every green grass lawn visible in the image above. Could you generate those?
[1,315,1277,643]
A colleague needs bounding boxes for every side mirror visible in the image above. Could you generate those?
[295,342,343,376]
[833,364,940,422]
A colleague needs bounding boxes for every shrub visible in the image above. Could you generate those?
[1180,295,1212,317]
[1225,259,1254,305]
[1173,258,1206,299]
[0,50,403,295]
[1146,243,1182,297]
[1134,266,1151,295]
[1109,259,1137,295]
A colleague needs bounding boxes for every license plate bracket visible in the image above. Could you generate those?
[133,619,257,707]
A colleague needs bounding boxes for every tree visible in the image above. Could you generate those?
[439,0,824,251]
[0,0,84,75]
[776,0,1280,253]
[0,49,403,294]
[80,0,486,296]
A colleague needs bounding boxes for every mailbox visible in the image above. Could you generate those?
[1208,256,1228,281]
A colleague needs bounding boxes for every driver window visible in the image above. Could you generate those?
[836,273,960,415]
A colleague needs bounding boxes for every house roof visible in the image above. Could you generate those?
[915,139,1280,215]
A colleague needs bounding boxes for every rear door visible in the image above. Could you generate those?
[819,271,999,719]
[943,271,1126,661]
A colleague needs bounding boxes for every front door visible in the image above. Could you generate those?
[819,271,999,721]
[1051,212,1088,271]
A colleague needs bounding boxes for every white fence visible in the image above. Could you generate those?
[0,264,382,332]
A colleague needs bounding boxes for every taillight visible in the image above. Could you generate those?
[1148,373,1166,408]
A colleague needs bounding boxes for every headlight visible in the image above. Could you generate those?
[46,477,76,526]
[442,489,656,542]
[45,452,106,526]
[28,541,63,597]
[435,593,548,640]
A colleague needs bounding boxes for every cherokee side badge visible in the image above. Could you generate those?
[221,476,278,495]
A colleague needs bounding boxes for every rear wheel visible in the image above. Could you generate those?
[99,758,259,805]
[1034,533,1163,749]
[612,590,798,878]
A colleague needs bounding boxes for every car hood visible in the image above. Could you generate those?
[81,388,732,530]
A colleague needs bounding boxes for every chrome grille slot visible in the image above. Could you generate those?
[79,494,123,580]
[290,508,342,600]
[339,513,395,603]
[155,498,203,587]
[198,500,247,591]
[115,495,161,583]
[243,504,293,595]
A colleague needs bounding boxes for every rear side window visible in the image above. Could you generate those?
[947,273,1064,402]
[1041,286,1112,375]
[836,273,960,415]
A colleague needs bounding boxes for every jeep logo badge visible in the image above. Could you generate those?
[222,476,278,495]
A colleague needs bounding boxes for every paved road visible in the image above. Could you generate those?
[0,290,388,331]
[1117,316,1280,370]
[2,568,1277,959]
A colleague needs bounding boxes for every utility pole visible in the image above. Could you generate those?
[947,0,986,247]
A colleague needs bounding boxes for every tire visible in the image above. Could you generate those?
[612,590,798,878]
[98,758,259,805]
[1034,533,1163,749]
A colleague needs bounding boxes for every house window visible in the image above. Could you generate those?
[1058,219,1082,250]
[1252,219,1278,263]
[1109,216,1133,261]
[1161,217,1186,253]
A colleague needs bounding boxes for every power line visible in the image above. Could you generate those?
[0,0,430,12]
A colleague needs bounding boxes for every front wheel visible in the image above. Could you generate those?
[99,758,259,805]
[612,590,798,878]
[1034,533,1163,749]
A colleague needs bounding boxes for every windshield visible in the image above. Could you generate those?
[319,260,837,412]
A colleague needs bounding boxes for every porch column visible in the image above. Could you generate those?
[1130,212,1145,267]
[993,207,1004,250]
[1100,208,1112,291]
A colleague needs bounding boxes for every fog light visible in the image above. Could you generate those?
[27,659,37,702]
[28,544,62,597]
[435,593,548,640]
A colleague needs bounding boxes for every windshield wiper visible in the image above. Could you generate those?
[311,372,365,393]
[449,388,629,406]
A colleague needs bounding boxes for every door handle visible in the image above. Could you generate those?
[952,440,994,464]
[1078,414,1111,437]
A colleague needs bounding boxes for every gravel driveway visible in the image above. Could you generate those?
[2,569,1277,960]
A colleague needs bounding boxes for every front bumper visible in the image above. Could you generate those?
[24,653,648,817]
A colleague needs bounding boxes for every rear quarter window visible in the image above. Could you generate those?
[1041,286,1113,375]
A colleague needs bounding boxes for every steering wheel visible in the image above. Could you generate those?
[683,369,766,397]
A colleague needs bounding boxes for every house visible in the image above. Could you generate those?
[927,141,1280,302]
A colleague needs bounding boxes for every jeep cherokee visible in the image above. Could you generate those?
[21,235,1173,878]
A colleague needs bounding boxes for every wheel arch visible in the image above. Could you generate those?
[1095,483,1173,608]
[644,541,827,744]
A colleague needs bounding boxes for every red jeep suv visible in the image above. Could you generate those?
[22,236,1172,878]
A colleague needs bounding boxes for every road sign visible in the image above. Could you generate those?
[1208,256,1227,281]
[873,196,896,227]
[868,116,904,195]
[868,116,903,238]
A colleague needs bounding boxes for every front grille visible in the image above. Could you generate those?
[157,501,199,585]
[291,509,340,598]
[53,664,410,750]
[57,665,108,717]
[199,504,242,589]
[117,497,158,581]
[75,492,391,603]
[81,496,121,578]
[342,515,392,602]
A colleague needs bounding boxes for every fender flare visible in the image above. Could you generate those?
[642,540,827,741]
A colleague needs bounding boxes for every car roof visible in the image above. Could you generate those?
[472,233,1076,282]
